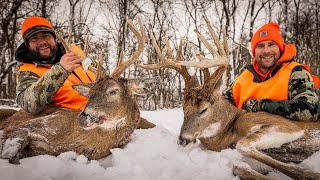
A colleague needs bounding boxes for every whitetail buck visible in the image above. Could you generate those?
[138,17,320,179]
[0,18,157,164]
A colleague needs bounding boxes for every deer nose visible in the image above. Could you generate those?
[78,112,96,127]
[177,136,191,147]
[78,113,89,127]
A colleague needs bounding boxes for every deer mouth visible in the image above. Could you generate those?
[177,133,200,147]
[98,116,126,130]
[79,114,126,130]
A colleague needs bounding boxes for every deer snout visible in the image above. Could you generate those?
[178,134,198,147]
[178,136,190,147]
[78,112,97,128]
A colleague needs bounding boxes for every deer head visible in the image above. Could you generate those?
[138,17,236,146]
[57,18,156,130]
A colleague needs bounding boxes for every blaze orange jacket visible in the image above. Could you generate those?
[18,44,95,111]
[233,44,318,108]
[18,64,95,110]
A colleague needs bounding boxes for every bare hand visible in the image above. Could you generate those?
[59,52,83,72]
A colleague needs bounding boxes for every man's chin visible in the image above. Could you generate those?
[34,52,56,61]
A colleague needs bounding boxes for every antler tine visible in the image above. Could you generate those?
[176,17,228,69]
[111,17,146,79]
[56,33,72,52]
[137,34,176,69]
[176,38,192,83]
[194,29,217,59]
[137,35,192,84]
[67,32,72,44]
[96,49,107,80]
[222,26,229,61]
[84,36,89,55]
[117,50,125,66]
[203,16,225,58]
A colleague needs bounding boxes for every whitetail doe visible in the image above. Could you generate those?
[139,17,320,179]
[0,18,157,164]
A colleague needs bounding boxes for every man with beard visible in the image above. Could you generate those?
[15,16,96,115]
[223,22,319,121]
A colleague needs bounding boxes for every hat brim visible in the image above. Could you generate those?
[24,26,55,40]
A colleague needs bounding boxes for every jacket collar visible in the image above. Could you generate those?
[15,42,65,65]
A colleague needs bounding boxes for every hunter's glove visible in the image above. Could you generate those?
[243,98,263,112]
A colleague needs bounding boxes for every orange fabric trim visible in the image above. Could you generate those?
[18,63,96,110]
[233,62,300,109]
[301,65,320,89]
[313,75,320,89]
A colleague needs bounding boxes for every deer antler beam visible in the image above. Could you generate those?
[110,17,146,79]
[56,33,72,52]
[176,55,228,69]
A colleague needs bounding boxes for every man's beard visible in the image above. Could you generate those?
[31,45,57,61]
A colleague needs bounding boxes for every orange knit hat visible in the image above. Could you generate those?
[22,16,55,40]
[251,22,285,57]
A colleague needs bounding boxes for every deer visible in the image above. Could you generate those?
[0,17,158,164]
[138,17,320,180]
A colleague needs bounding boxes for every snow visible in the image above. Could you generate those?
[0,107,319,180]
[1,137,23,159]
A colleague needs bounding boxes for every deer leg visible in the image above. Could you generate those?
[236,128,320,180]
[0,109,17,121]
[233,162,275,180]
[0,129,30,164]
[137,117,156,129]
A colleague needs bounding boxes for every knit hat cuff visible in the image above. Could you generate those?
[24,26,56,41]
[251,22,285,56]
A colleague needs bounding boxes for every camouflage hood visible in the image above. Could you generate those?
[15,42,65,65]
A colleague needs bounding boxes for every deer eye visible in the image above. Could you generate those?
[89,94,95,99]
[107,87,120,95]
[199,108,208,116]
[109,89,118,95]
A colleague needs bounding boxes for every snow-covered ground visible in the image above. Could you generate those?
[0,107,319,180]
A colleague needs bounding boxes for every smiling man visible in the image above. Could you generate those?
[223,22,319,121]
[15,16,95,115]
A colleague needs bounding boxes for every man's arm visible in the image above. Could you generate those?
[16,64,70,115]
[222,82,235,105]
[261,66,319,121]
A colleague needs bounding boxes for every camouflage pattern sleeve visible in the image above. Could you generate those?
[260,66,319,121]
[16,64,70,115]
[222,81,235,105]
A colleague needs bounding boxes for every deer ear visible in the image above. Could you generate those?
[127,78,159,96]
[72,83,94,97]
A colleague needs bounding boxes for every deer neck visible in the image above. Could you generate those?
[200,99,246,151]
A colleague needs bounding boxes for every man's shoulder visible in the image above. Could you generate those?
[290,65,312,80]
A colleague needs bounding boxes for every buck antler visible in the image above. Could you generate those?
[176,16,229,69]
[137,33,199,89]
[176,16,229,94]
[110,17,146,79]
[139,16,229,93]
[56,33,97,74]
[56,33,72,52]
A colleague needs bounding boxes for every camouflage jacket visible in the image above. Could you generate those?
[15,42,71,115]
[223,65,319,121]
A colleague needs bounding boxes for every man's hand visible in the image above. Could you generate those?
[59,52,83,72]
[243,98,262,112]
